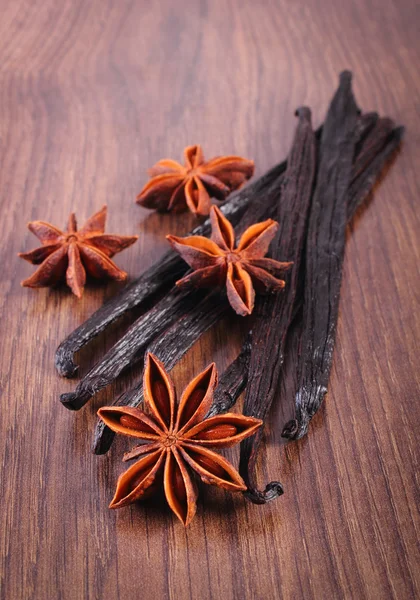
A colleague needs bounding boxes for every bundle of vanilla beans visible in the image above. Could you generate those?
[56,72,404,503]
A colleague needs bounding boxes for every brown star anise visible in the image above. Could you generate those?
[98,353,262,526]
[167,205,292,316]
[18,206,138,298]
[136,144,254,216]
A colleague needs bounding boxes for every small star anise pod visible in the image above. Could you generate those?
[18,206,138,298]
[167,206,292,316]
[98,353,262,526]
[136,144,254,216]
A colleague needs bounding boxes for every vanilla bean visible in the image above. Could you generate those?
[241,73,379,502]
[93,379,144,455]
[282,121,405,440]
[55,162,288,378]
[347,122,405,217]
[239,106,317,503]
[60,287,201,410]
[148,292,228,364]
[354,111,379,149]
[206,334,252,417]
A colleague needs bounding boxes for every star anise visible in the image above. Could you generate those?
[136,144,254,216]
[18,206,138,298]
[167,206,292,316]
[98,353,262,526]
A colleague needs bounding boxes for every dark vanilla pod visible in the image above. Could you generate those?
[206,335,252,418]
[286,71,360,448]
[282,120,405,440]
[60,286,201,410]
[238,106,316,503]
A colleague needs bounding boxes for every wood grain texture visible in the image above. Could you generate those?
[0,0,419,598]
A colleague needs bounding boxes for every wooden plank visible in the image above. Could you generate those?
[0,0,418,598]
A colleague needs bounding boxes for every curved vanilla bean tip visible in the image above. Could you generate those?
[244,481,284,504]
[92,421,116,454]
[281,416,310,440]
[60,389,93,411]
[339,69,353,84]
[281,419,299,439]
[239,432,286,504]
[294,106,311,121]
[55,348,79,378]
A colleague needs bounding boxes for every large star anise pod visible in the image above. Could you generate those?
[18,206,138,298]
[136,144,254,216]
[98,353,262,526]
[167,206,292,316]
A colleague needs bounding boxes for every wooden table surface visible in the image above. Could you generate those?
[1,0,419,598]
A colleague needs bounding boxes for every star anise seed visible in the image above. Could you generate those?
[98,353,262,526]
[167,205,293,316]
[136,144,254,216]
[18,206,138,298]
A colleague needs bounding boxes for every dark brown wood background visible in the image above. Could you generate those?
[1,0,419,598]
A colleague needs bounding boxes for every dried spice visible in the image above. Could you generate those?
[98,354,262,525]
[19,206,138,298]
[276,72,357,446]
[55,160,288,377]
[239,106,316,502]
[282,119,405,440]
[137,145,254,216]
[168,206,292,316]
[73,107,401,460]
[60,286,202,410]
[206,335,252,418]
[90,135,315,446]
